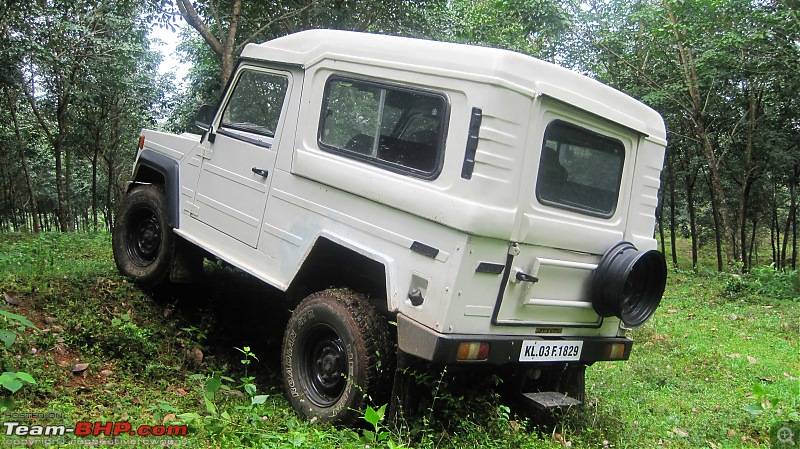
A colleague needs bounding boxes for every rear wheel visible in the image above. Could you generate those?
[282,289,394,425]
[112,185,173,287]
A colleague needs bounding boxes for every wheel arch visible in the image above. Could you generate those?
[130,149,180,228]
[286,234,396,316]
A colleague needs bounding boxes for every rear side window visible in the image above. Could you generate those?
[536,120,624,217]
[318,77,447,178]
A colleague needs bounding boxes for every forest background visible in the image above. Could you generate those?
[0,0,799,274]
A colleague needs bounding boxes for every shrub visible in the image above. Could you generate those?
[751,266,800,302]
[722,266,800,302]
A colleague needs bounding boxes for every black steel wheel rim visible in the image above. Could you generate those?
[301,324,347,407]
[126,206,162,267]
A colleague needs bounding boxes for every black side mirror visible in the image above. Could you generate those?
[195,104,215,132]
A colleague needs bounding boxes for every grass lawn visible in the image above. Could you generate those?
[0,232,797,448]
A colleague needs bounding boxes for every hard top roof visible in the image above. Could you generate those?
[241,30,665,142]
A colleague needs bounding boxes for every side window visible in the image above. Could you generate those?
[536,120,624,217]
[220,69,288,139]
[319,77,446,178]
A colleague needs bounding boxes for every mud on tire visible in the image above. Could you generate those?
[112,184,174,287]
[281,289,394,425]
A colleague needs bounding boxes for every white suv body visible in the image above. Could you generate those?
[114,30,667,424]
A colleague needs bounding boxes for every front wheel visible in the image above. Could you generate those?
[281,289,394,425]
[112,184,174,287]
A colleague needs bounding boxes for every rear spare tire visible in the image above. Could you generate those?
[112,184,173,287]
[282,289,394,425]
[592,241,667,328]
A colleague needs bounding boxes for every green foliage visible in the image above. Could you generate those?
[164,0,447,133]
[750,266,800,302]
[361,404,407,448]
[745,381,799,427]
[0,310,37,397]
[723,266,800,302]
[0,371,35,394]
[0,303,38,408]
[234,345,261,398]
[2,222,799,447]
[0,309,36,340]
[571,0,800,272]
[181,325,208,344]
[0,0,169,232]
[723,273,761,299]
[433,0,570,59]
[104,314,159,369]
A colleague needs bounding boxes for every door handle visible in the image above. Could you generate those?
[515,271,539,283]
[251,167,269,178]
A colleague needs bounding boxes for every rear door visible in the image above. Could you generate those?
[191,66,292,247]
[495,108,637,328]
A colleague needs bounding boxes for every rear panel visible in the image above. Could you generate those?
[440,99,648,338]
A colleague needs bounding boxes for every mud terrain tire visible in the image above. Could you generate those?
[282,289,394,425]
[112,185,173,287]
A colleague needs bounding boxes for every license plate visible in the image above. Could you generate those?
[519,340,583,362]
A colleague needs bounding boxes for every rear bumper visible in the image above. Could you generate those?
[397,314,632,365]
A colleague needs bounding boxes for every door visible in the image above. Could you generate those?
[192,67,291,247]
[496,116,635,327]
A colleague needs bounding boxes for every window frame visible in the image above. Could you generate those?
[216,66,291,148]
[317,75,449,181]
[535,119,626,219]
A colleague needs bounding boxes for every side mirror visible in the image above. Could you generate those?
[195,104,215,132]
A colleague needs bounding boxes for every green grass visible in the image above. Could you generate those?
[0,232,798,448]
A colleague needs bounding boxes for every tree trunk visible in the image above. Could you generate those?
[783,181,796,269]
[658,195,665,255]
[0,165,8,231]
[687,177,698,269]
[54,138,69,232]
[668,150,678,267]
[666,2,734,269]
[749,216,758,268]
[177,0,241,88]
[658,166,666,256]
[65,137,73,231]
[737,86,761,270]
[772,181,781,266]
[793,168,798,270]
[10,103,41,233]
[705,170,723,271]
[738,179,753,269]
[105,154,115,230]
[220,51,235,88]
[92,138,100,231]
[699,122,734,269]
[54,90,73,232]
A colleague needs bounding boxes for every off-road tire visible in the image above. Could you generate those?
[112,184,174,287]
[282,289,394,425]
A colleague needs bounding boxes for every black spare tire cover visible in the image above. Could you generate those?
[592,241,667,328]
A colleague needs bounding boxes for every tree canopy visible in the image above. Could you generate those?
[0,0,797,271]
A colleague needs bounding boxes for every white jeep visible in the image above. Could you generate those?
[113,29,667,425]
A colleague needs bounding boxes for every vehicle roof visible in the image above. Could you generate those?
[241,29,666,143]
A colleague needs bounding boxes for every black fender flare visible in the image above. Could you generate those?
[131,149,180,228]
